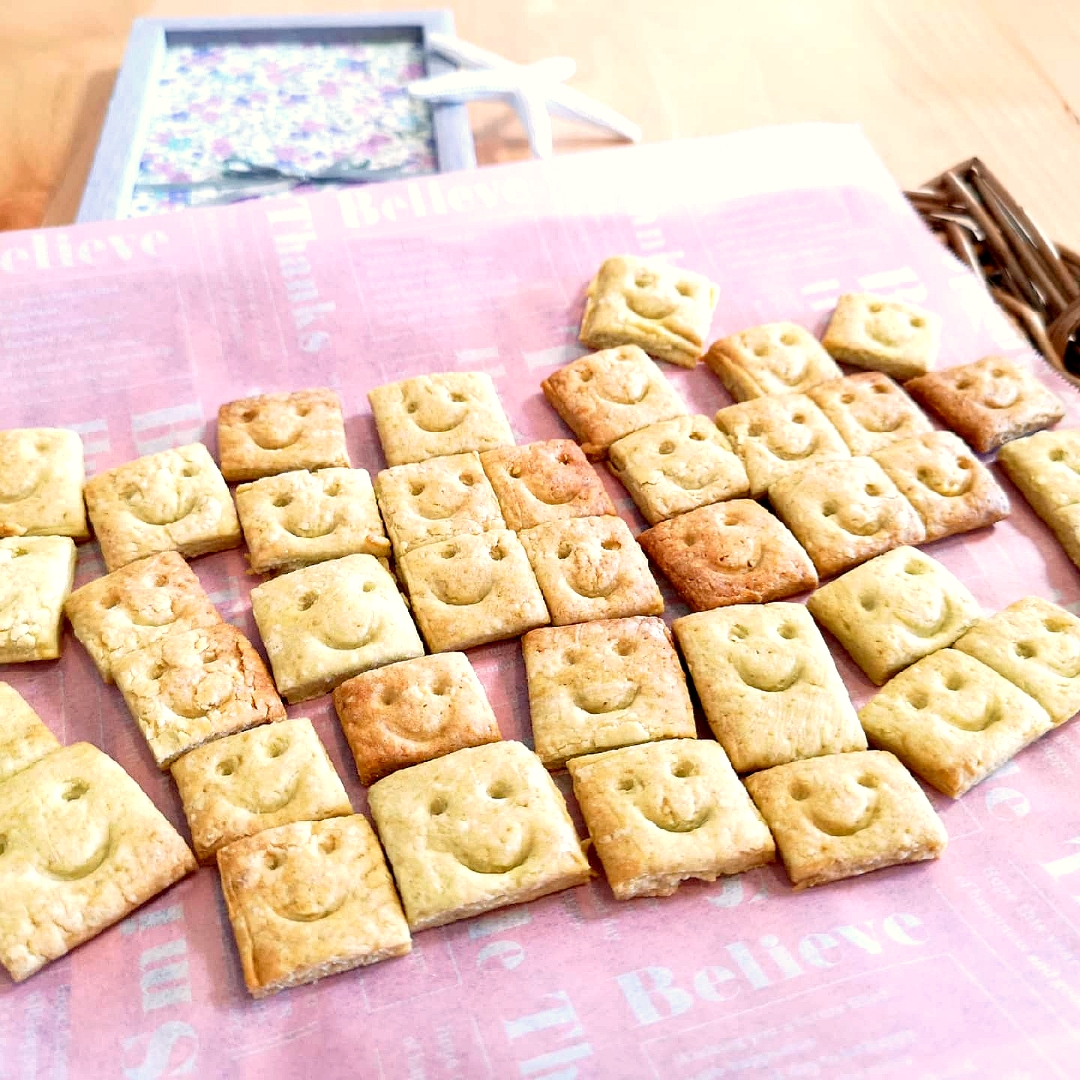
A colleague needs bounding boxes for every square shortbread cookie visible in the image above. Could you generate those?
[218,815,411,997]
[568,740,775,899]
[768,456,926,580]
[367,741,590,930]
[368,372,515,467]
[375,452,505,558]
[579,255,720,368]
[807,547,982,685]
[873,431,1010,542]
[520,515,663,625]
[0,742,196,981]
[638,500,817,611]
[608,415,750,524]
[480,440,615,531]
[113,623,287,769]
[235,467,390,575]
[704,322,842,400]
[807,372,933,455]
[952,596,1080,725]
[744,751,949,889]
[906,355,1066,454]
[0,536,76,663]
[217,389,351,482]
[251,554,423,704]
[522,616,696,769]
[0,428,87,539]
[674,603,866,773]
[541,346,688,459]
[334,652,502,785]
[858,650,1053,798]
[0,682,60,784]
[715,394,850,497]
[821,293,941,380]
[171,717,353,863]
[85,443,241,572]
[64,551,221,683]
[998,429,1080,522]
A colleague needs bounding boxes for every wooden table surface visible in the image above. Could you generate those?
[3,0,1080,239]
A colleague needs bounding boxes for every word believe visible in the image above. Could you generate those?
[0,230,170,275]
[337,176,532,229]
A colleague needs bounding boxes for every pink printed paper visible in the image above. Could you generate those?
[1,124,1079,1079]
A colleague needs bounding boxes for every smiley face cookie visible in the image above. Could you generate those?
[0,428,87,540]
[808,372,933,455]
[218,815,411,997]
[251,553,423,704]
[821,293,941,380]
[0,536,76,663]
[0,682,60,784]
[367,741,590,930]
[568,740,775,899]
[85,443,241,572]
[217,388,351,481]
[674,603,866,773]
[170,717,352,863]
[522,616,695,769]
[369,372,515,467]
[0,742,196,981]
[705,322,842,400]
[334,652,502,785]
[744,750,948,889]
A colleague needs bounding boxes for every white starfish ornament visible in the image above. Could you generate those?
[408,34,641,159]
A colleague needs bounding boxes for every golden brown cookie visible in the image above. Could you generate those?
[822,293,941,380]
[0,428,87,540]
[808,372,933,455]
[0,536,76,663]
[704,322,841,400]
[0,682,60,784]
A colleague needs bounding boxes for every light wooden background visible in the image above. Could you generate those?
[3,0,1080,238]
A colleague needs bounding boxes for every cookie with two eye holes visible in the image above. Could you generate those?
[0,682,60,784]
[368,372,515,467]
[84,443,241,573]
[234,467,390,575]
[568,739,775,899]
[217,815,412,998]
[217,389,351,482]
[673,603,866,774]
[521,616,695,769]
[807,372,932,455]
[821,292,941,381]
[744,750,948,890]
[0,536,76,663]
[170,716,353,864]
[0,427,88,540]
[374,451,505,559]
[367,740,590,931]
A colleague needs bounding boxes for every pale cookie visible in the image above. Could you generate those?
[398,530,549,652]
[608,415,749,524]
[113,623,287,769]
[821,293,941,380]
[171,717,353,863]
[367,741,590,930]
[0,742,196,981]
[85,443,241,572]
[704,322,842,400]
[568,740,775,899]
[905,355,1066,454]
[745,751,948,889]
[251,554,423,704]
[235,467,390,575]
[859,650,1053,798]
[638,500,817,611]
[715,394,850,497]
[520,515,663,625]
[375,452,505,558]
[218,815,411,998]
[579,255,720,368]
[768,456,926,580]
[334,652,502,785]
[0,537,76,663]
[1044,503,1080,575]
[522,617,695,769]
[998,429,1080,521]
[218,388,350,482]
[674,603,866,773]
[808,372,933,455]
[541,346,688,459]
[952,596,1080,725]
[369,372,514,467]
[0,428,87,539]
[480,440,615,531]
[807,547,981,685]
[64,551,220,683]
[0,683,60,784]
[873,431,1010,542]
